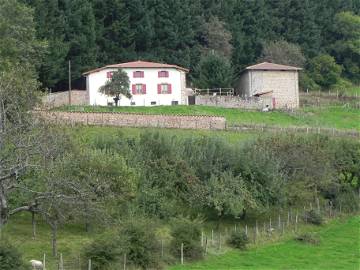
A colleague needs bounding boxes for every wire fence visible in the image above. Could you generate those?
[227,124,360,138]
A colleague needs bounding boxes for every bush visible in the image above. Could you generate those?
[295,233,320,245]
[227,231,249,250]
[119,218,160,270]
[83,233,121,270]
[0,242,25,270]
[83,218,161,270]
[170,217,203,261]
[304,209,323,225]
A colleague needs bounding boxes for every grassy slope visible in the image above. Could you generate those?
[170,216,360,270]
[59,105,360,131]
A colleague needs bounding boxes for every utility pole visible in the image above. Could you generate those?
[68,60,72,105]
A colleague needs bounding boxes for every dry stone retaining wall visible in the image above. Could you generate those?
[42,90,88,108]
[35,111,226,130]
[195,95,272,109]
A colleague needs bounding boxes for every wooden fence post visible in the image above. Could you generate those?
[245,225,248,236]
[316,197,320,214]
[123,254,127,270]
[211,229,214,245]
[88,259,91,270]
[43,253,46,270]
[278,215,281,230]
[59,253,64,270]
[181,243,184,265]
[161,239,164,258]
[201,231,204,247]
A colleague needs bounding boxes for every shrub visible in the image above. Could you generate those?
[0,242,25,270]
[119,217,160,270]
[170,217,203,261]
[227,231,249,250]
[304,209,323,225]
[83,233,121,270]
[295,233,320,245]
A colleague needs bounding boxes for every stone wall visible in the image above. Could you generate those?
[195,95,272,110]
[42,90,89,108]
[35,111,226,130]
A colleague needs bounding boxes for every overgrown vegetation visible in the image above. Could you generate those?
[227,231,249,250]
[0,242,25,270]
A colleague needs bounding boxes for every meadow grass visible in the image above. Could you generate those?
[169,216,360,270]
[58,105,360,131]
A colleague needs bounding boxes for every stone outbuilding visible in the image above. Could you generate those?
[236,62,302,109]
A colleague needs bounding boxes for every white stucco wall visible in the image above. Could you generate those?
[87,68,186,106]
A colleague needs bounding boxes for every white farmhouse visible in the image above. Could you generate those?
[83,60,189,106]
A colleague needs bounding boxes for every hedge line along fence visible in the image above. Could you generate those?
[39,199,358,270]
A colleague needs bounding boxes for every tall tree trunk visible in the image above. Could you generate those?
[51,222,58,257]
[0,185,8,227]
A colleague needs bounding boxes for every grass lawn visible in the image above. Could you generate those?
[169,216,360,270]
[58,105,360,131]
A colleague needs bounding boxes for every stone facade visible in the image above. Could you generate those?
[195,95,272,110]
[35,111,226,130]
[42,90,88,108]
[236,69,300,109]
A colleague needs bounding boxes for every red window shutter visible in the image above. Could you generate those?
[141,71,144,78]
[132,84,136,95]
[157,84,161,94]
[142,84,146,94]
[168,84,172,94]
[158,71,161,78]
[165,71,169,77]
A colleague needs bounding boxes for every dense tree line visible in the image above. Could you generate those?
[17,0,359,90]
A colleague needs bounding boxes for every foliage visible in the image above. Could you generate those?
[307,54,343,90]
[99,69,131,106]
[118,217,160,269]
[0,242,25,270]
[331,12,360,83]
[227,231,249,249]
[303,210,323,225]
[259,40,306,67]
[170,217,203,261]
[83,233,121,270]
[194,53,233,88]
[0,0,46,72]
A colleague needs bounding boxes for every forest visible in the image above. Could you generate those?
[12,0,360,90]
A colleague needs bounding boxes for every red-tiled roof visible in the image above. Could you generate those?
[246,62,302,71]
[83,60,189,75]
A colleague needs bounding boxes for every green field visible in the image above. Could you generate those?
[170,216,360,270]
[58,105,360,131]
[3,215,358,270]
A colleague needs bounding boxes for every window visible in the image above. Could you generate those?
[171,101,179,105]
[157,83,172,94]
[158,70,169,78]
[133,71,144,78]
[151,101,157,105]
[132,84,146,95]
[131,101,136,106]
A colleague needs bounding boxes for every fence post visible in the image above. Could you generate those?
[287,211,290,226]
[211,229,214,245]
[161,239,164,258]
[255,220,259,236]
[218,232,222,251]
[316,198,320,214]
[181,243,184,265]
[123,254,127,270]
[59,253,64,270]
[278,215,281,230]
[201,231,204,247]
[88,259,92,270]
[245,225,248,236]
[205,237,208,255]
[269,218,272,229]
[43,253,46,270]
